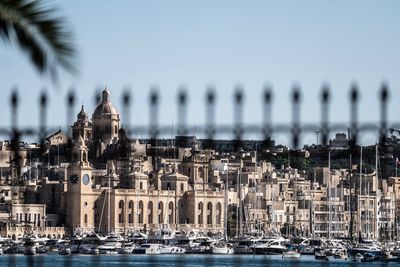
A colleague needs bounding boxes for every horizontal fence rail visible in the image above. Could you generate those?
[1,84,399,168]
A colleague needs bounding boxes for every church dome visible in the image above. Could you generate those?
[93,87,119,117]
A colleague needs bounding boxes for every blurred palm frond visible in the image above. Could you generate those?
[0,0,78,82]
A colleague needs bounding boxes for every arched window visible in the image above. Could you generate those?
[199,167,204,179]
[198,202,204,224]
[168,201,174,224]
[216,202,222,224]
[128,200,134,224]
[118,200,124,224]
[114,125,118,134]
[84,214,88,224]
[148,201,153,224]
[180,183,184,192]
[140,182,143,190]
[207,202,213,225]
[139,201,144,224]
[158,202,164,224]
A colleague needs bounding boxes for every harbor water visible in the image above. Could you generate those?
[0,254,398,267]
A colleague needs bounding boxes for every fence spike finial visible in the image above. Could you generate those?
[291,85,301,149]
[380,82,389,145]
[122,87,132,134]
[320,84,330,146]
[177,87,188,136]
[234,85,244,151]
[349,83,359,149]
[262,85,273,148]
[205,86,216,149]
[10,89,19,130]
[149,87,159,148]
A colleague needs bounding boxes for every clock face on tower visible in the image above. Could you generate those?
[69,173,79,185]
[83,174,90,185]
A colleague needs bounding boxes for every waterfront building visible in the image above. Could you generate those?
[0,88,399,242]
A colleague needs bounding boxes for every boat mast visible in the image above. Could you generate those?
[224,173,228,241]
[134,168,138,230]
[328,150,331,239]
[166,181,170,226]
[272,178,275,233]
[348,152,353,241]
[108,171,111,234]
[367,180,370,239]
[312,170,316,238]
[359,145,363,240]
[374,144,379,240]
[254,147,258,234]
[333,156,337,238]
[98,182,108,233]
[239,169,243,236]
[236,169,239,237]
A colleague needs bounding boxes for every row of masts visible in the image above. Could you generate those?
[239,144,385,240]
[90,142,389,240]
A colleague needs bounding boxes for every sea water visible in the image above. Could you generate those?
[0,254,396,267]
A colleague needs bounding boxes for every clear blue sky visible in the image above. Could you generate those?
[1,0,399,145]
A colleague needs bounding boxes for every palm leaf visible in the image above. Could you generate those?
[0,0,78,82]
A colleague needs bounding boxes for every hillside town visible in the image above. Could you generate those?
[0,88,399,258]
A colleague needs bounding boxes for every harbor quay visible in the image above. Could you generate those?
[0,89,399,262]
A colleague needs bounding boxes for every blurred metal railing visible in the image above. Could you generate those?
[1,84,399,172]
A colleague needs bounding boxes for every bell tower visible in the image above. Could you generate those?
[66,136,93,232]
[68,136,92,191]
[71,105,92,141]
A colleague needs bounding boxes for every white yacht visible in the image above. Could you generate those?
[23,234,49,255]
[252,236,288,255]
[117,242,136,254]
[350,242,382,257]
[148,228,176,243]
[0,237,11,254]
[126,231,148,245]
[73,233,105,254]
[133,243,161,254]
[159,244,186,254]
[174,230,215,253]
[231,235,261,254]
[211,242,234,254]
[282,250,301,258]
[97,234,124,254]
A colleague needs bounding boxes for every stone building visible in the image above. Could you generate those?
[65,88,225,234]
[2,87,400,241]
